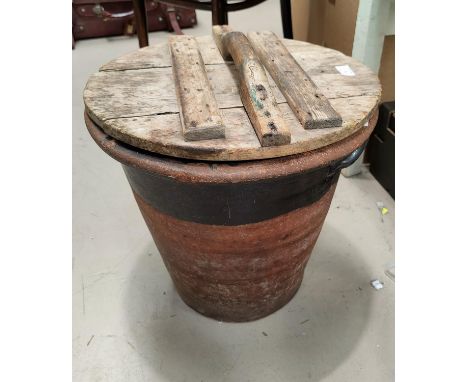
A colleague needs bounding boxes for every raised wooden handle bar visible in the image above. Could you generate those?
[247,31,342,129]
[169,35,226,141]
[212,26,291,147]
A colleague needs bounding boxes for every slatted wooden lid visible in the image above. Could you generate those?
[84,35,381,161]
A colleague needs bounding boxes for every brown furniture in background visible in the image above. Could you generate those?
[72,0,197,47]
[132,0,293,47]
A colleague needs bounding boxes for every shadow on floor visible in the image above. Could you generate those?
[123,223,374,382]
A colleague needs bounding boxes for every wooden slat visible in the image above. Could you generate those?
[213,26,291,147]
[169,36,225,141]
[248,30,342,129]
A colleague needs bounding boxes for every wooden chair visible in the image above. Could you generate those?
[131,0,292,48]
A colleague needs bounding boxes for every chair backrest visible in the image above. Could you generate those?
[132,0,291,48]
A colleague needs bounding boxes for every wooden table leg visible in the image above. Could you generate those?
[212,0,228,25]
[132,0,149,47]
[280,0,293,38]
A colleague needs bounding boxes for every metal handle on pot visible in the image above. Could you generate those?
[327,143,367,177]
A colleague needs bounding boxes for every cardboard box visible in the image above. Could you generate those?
[292,0,358,55]
[292,0,394,101]
[379,35,395,102]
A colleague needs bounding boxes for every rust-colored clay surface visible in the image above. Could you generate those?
[84,112,377,321]
[134,184,337,322]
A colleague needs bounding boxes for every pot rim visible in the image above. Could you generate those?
[85,110,377,184]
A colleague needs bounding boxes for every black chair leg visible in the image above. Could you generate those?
[132,0,149,47]
[212,0,228,25]
[280,0,293,39]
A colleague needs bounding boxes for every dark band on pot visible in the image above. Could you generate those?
[123,162,342,226]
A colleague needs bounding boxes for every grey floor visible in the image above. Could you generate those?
[73,2,395,381]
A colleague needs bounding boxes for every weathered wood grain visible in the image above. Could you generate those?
[99,36,348,71]
[213,26,290,147]
[84,35,381,161]
[248,31,342,130]
[84,62,379,121]
[169,36,225,141]
[100,96,377,161]
[212,25,233,60]
[99,36,227,72]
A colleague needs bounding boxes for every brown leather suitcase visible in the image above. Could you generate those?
[72,0,197,45]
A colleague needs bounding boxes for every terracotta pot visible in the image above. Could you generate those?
[85,111,377,322]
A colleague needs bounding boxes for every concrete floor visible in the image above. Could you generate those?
[73,2,395,381]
